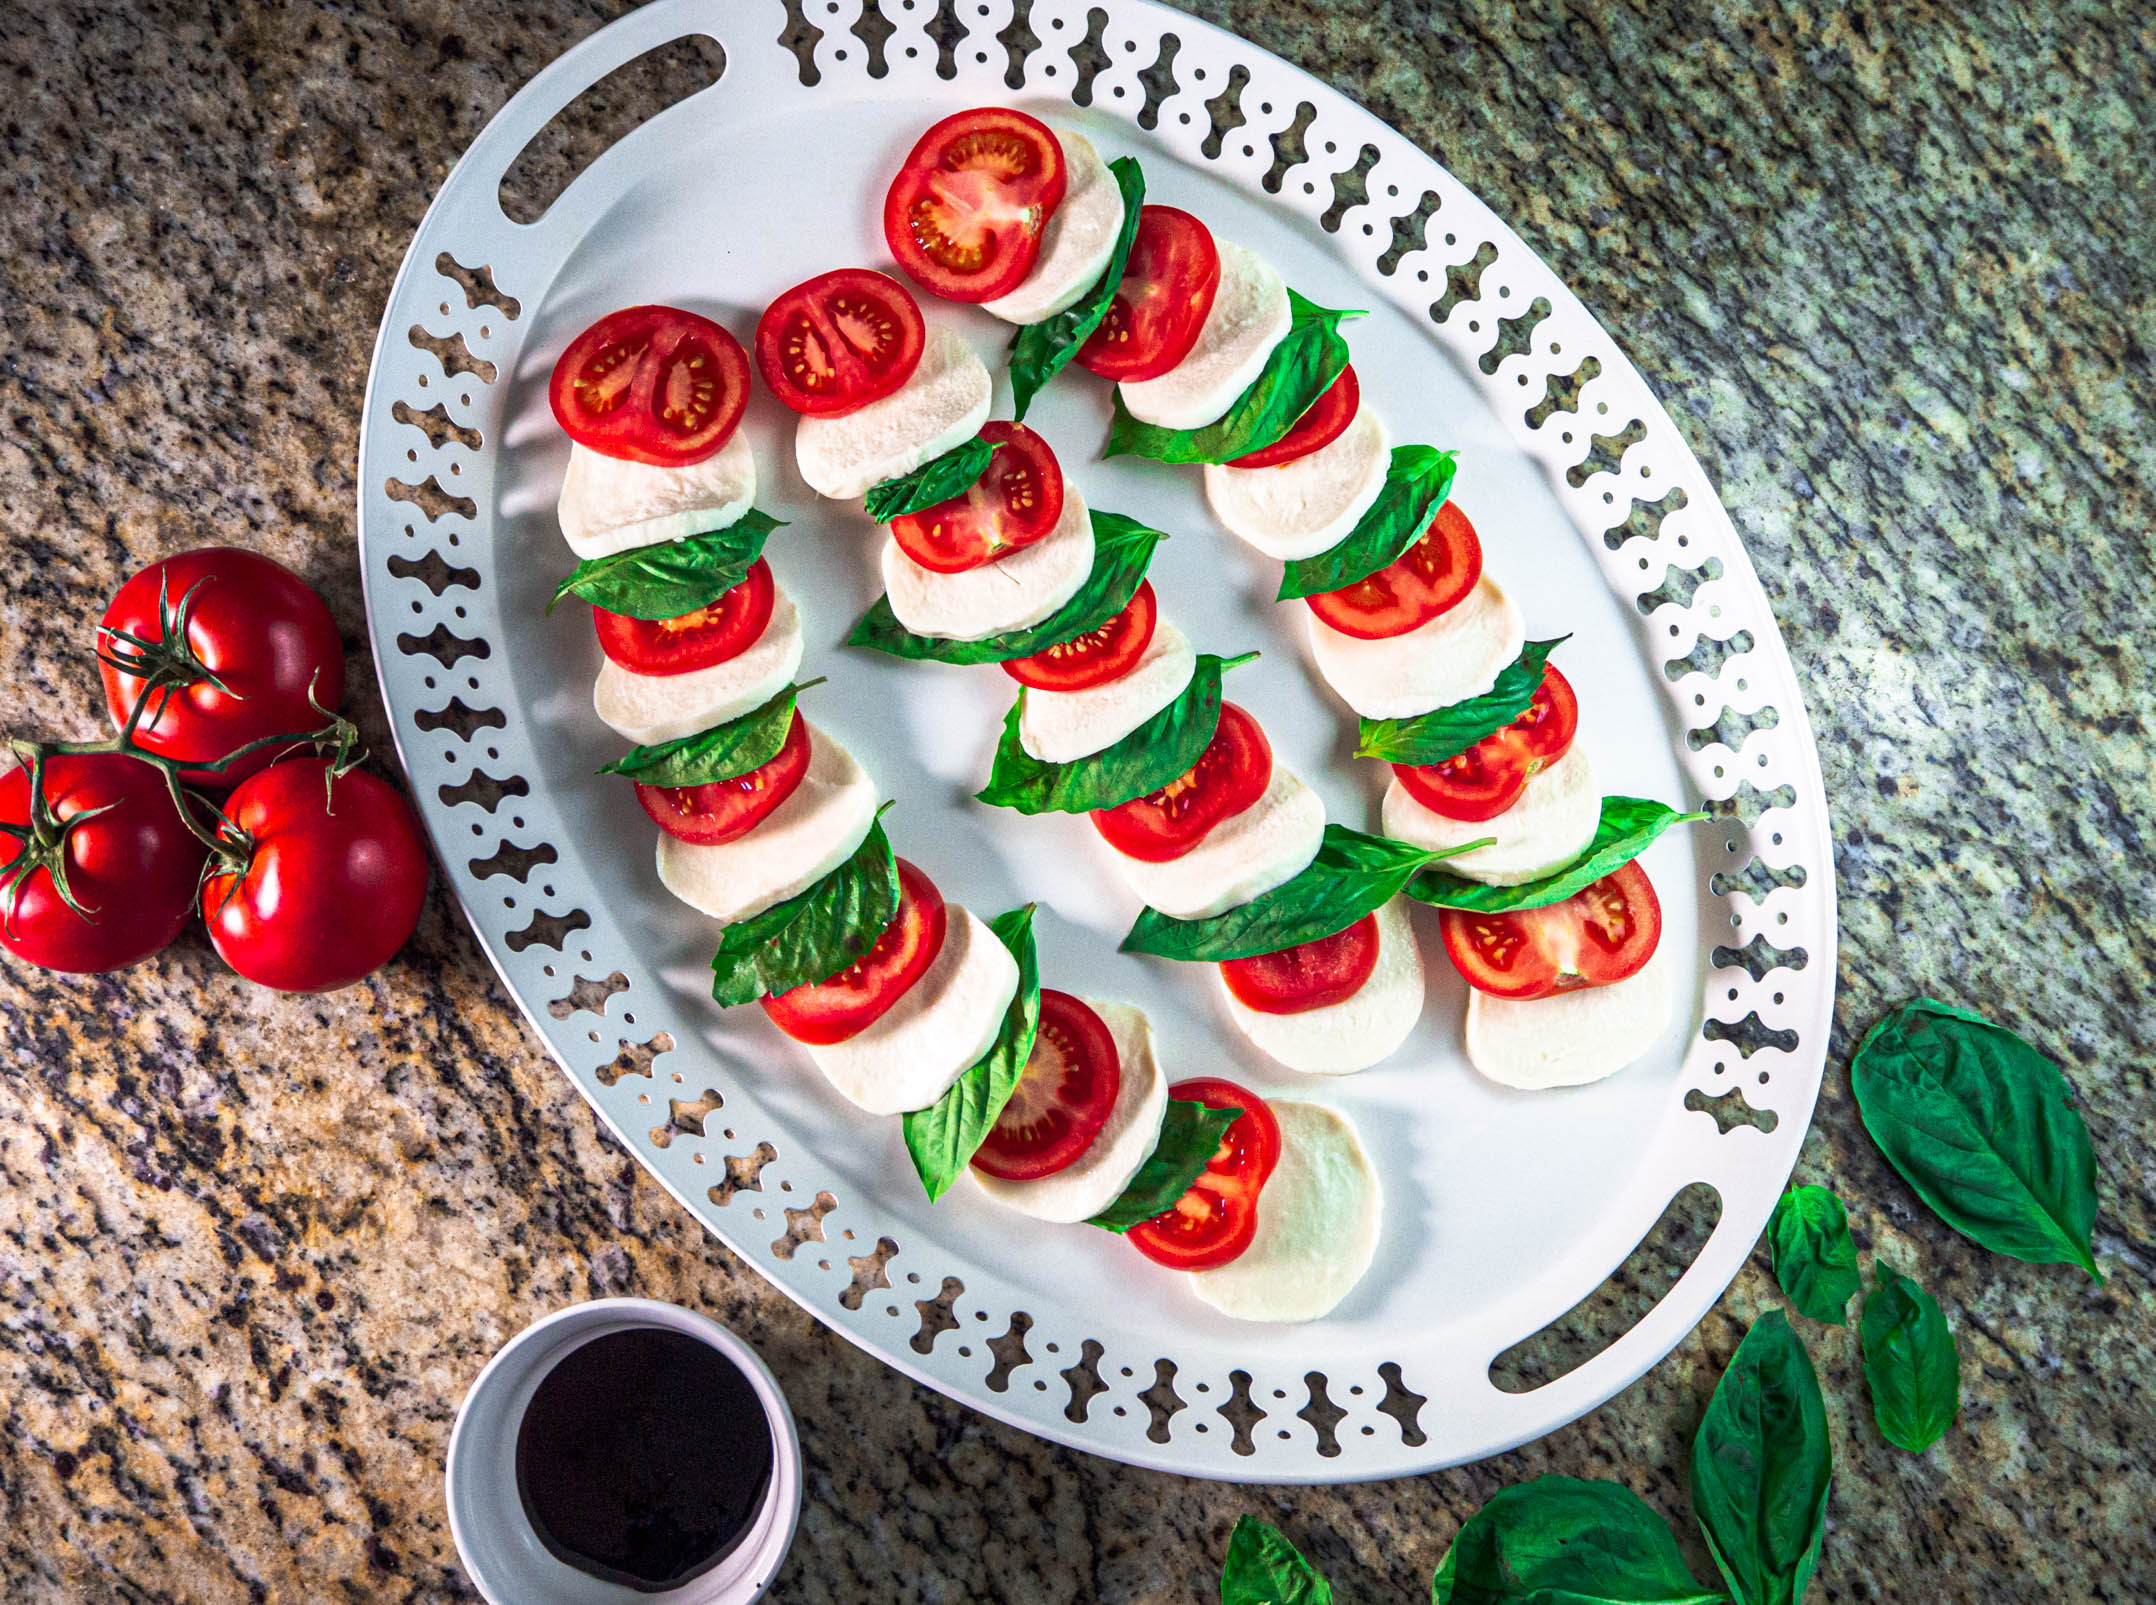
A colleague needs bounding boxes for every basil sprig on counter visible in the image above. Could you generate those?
[1086,1098,1241,1232]
[1219,1517,1333,1605]
[597,680,818,787]
[548,509,782,619]
[1767,1184,1861,1326]
[709,812,898,1007]
[862,436,995,524]
[848,511,1165,665]
[1691,1309,1832,1605]
[1407,796,1705,914]
[902,905,1041,1202]
[1275,445,1458,600]
[1354,638,1568,766]
[1105,290,1358,465]
[1431,1477,1724,1605]
[1859,1265,1961,1453]
[1008,156,1145,420]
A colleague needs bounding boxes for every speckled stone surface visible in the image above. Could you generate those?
[1,1,2150,1600]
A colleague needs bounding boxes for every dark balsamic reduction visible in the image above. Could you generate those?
[514,1327,774,1593]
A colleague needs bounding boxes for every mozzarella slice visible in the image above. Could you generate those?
[1188,1101,1381,1323]
[982,131,1127,326]
[1201,401,1390,561]
[654,720,877,925]
[806,906,1020,1115]
[1306,574,1525,721]
[1018,620,1194,763]
[1110,765,1325,921]
[1118,241,1290,431]
[592,586,805,746]
[1381,746,1601,886]
[881,481,1095,642]
[1464,944,1676,1091]
[558,432,759,561]
[1218,897,1423,1075]
[969,1000,1169,1223]
[795,326,992,500]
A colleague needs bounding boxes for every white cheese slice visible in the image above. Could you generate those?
[1380,746,1601,886]
[1217,897,1423,1076]
[558,431,759,561]
[1109,765,1325,921]
[969,1000,1169,1223]
[881,480,1095,642]
[654,719,876,925]
[1306,574,1525,721]
[982,131,1127,326]
[1464,944,1676,1091]
[1200,400,1390,561]
[794,326,993,500]
[806,906,1020,1115]
[1187,1101,1381,1323]
[1117,241,1290,431]
[1018,620,1194,763]
[591,585,805,746]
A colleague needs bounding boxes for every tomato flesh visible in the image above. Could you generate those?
[971,990,1123,1181]
[1394,665,1579,822]
[593,559,775,677]
[762,858,948,1044]
[1002,581,1157,692]
[1092,703,1271,863]
[1440,860,1662,1001]
[1230,364,1360,470]
[890,422,1065,574]
[1219,915,1381,1015]
[1076,206,1222,381]
[1305,500,1484,640]
[1127,1077,1281,1271]
[634,710,812,847]
[754,268,925,417]
[883,108,1067,303]
[549,305,751,466]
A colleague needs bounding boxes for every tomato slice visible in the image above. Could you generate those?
[548,305,751,467]
[1001,581,1157,692]
[1305,500,1484,640]
[1440,860,1662,1001]
[1219,915,1381,1015]
[763,858,949,1044]
[971,990,1123,1181]
[754,268,925,418]
[1075,206,1222,381]
[1394,664,1579,822]
[1127,1078,1282,1271]
[883,108,1067,303]
[633,708,811,846]
[592,559,775,677]
[1091,703,1271,863]
[889,422,1065,574]
[1229,364,1360,470]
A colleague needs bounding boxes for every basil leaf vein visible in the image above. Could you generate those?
[862,436,996,524]
[1219,1516,1333,1605]
[1407,796,1705,914]
[1007,156,1145,421]
[1766,1184,1861,1326]
[1431,1475,1728,1605]
[1086,1098,1240,1233]
[901,905,1042,1202]
[548,509,782,620]
[708,815,897,1007]
[1275,445,1458,600]
[1860,1265,1961,1454]
[1690,1309,1832,1605]
[597,680,814,787]
[1354,638,1567,765]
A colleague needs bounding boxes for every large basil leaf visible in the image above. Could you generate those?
[901,905,1041,1202]
[1859,1266,1960,1453]
[977,651,1248,815]
[1431,1476,1727,1605]
[1086,1098,1241,1233]
[1766,1185,1861,1327]
[1690,1309,1832,1605]
[596,680,814,786]
[1407,796,1705,914]
[548,509,782,619]
[1355,639,1567,766]
[862,436,995,523]
[1850,998,2101,1279]
[1105,290,1357,465]
[847,511,1166,665]
[1007,155,1145,420]
[708,816,898,1007]
[1220,1517,1332,1605]
[1275,446,1458,600]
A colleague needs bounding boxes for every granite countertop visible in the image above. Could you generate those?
[1,1,2149,1599]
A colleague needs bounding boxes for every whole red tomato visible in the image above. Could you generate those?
[0,753,207,973]
[99,548,345,787]
[202,758,428,991]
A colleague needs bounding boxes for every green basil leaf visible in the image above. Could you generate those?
[1850,998,2101,1279]
[1220,1516,1332,1605]
[1407,796,1706,914]
[847,511,1166,665]
[1105,290,1357,464]
[1432,1476,1728,1605]
[977,651,1250,815]
[1859,1266,1961,1453]
[1275,446,1457,600]
[862,435,995,523]
[548,509,782,620]
[1086,1099,1241,1233]
[1767,1185,1861,1326]
[1008,156,1145,421]
[901,905,1042,1202]
[1690,1309,1832,1605]
[708,816,897,1007]
[1354,639,1567,765]
[596,679,816,786]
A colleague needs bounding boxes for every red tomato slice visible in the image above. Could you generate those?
[762,858,949,1044]
[633,709,812,846]
[1001,580,1158,692]
[592,559,775,677]
[549,305,751,466]
[971,990,1123,1181]
[1091,703,1271,863]
[1075,206,1222,381]
[1229,364,1360,470]
[1219,914,1381,1015]
[1127,1077,1282,1271]
[883,108,1067,303]
[1394,664,1580,822]
[889,422,1065,574]
[1440,860,1662,1001]
[754,268,925,417]
[1305,500,1484,640]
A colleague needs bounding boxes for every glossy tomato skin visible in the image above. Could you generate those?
[634,710,812,846]
[1439,859,1662,1001]
[1219,914,1381,1015]
[99,548,345,788]
[1394,665,1579,823]
[1229,364,1359,470]
[0,755,205,974]
[762,858,948,1045]
[1127,1077,1281,1271]
[890,422,1065,574]
[1076,206,1221,381]
[1305,500,1484,641]
[203,759,428,992]
[1092,703,1272,863]
[548,305,751,466]
[754,269,925,417]
[884,108,1068,303]
[593,559,776,676]
[1002,581,1157,692]
[971,989,1122,1181]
